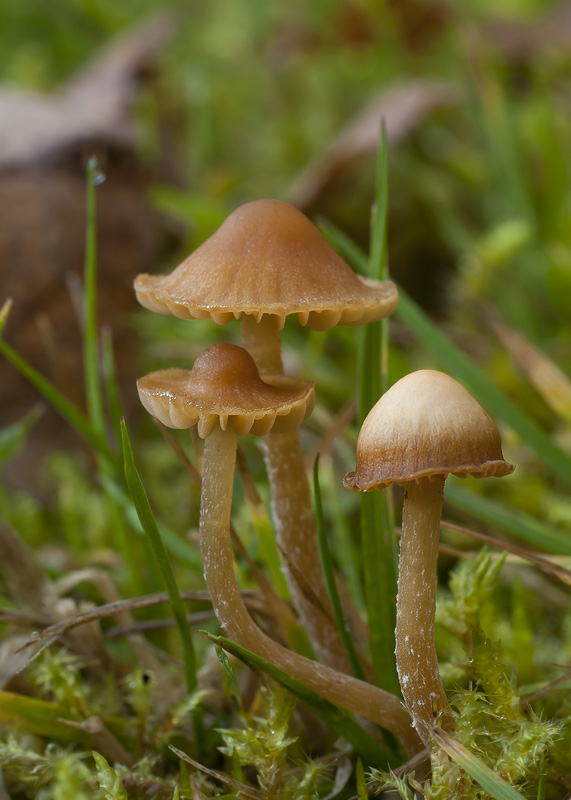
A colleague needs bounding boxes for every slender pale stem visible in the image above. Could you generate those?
[260,430,351,670]
[199,424,422,755]
[241,314,284,375]
[395,476,452,743]
[241,313,350,673]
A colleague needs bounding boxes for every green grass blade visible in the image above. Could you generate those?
[445,481,571,556]
[313,456,366,681]
[369,121,389,284]
[357,133,399,696]
[120,419,204,744]
[82,159,142,596]
[205,631,396,769]
[432,728,526,800]
[0,338,117,468]
[83,156,106,435]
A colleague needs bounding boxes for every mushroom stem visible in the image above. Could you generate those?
[241,314,351,674]
[395,476,452,742]
[241,314,284,375]
[199,424,421,755]
[260,431,351,668]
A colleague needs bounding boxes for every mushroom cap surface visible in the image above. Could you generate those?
[137,343,315,438]
[344,370,514,491]
[135,199,398,330]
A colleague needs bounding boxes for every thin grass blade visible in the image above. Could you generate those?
[357,130,399,697]
[82,158,142,596]
[83,156,106,435]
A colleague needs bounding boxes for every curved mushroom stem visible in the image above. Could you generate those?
[241,313,351,674]
[200,424,422,755]
[395,476,453,743]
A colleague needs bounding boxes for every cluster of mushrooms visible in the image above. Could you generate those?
[134,199,514,755]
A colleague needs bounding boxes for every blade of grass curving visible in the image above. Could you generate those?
[431,728,526,800]
[313,455,366,681]
[445,481,571,556]
[322,223,571,484]
[204,631,396,769]
[121,419,204,746]
[357,129,399,696]
[0,338,117,467]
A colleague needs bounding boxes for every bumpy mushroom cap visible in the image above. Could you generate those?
[137,343,315,438]
[344,370,514,491]
[135,199,398,330]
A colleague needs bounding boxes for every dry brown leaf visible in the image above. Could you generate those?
[0,13,175,169]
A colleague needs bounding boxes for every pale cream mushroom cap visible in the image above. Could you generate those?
[135,199,398,330]
[137,343,315,439]
[344,369,514,491]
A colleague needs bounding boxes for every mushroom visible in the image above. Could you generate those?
[135,199,398,673]
[138,343,421,754]
[344,370,514,742]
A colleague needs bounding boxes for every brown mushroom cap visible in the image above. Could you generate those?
[344,370,514,491]
[137,343,315,438]
[135,199,398,330]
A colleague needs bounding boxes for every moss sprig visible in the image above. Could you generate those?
[216,683,331,800]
